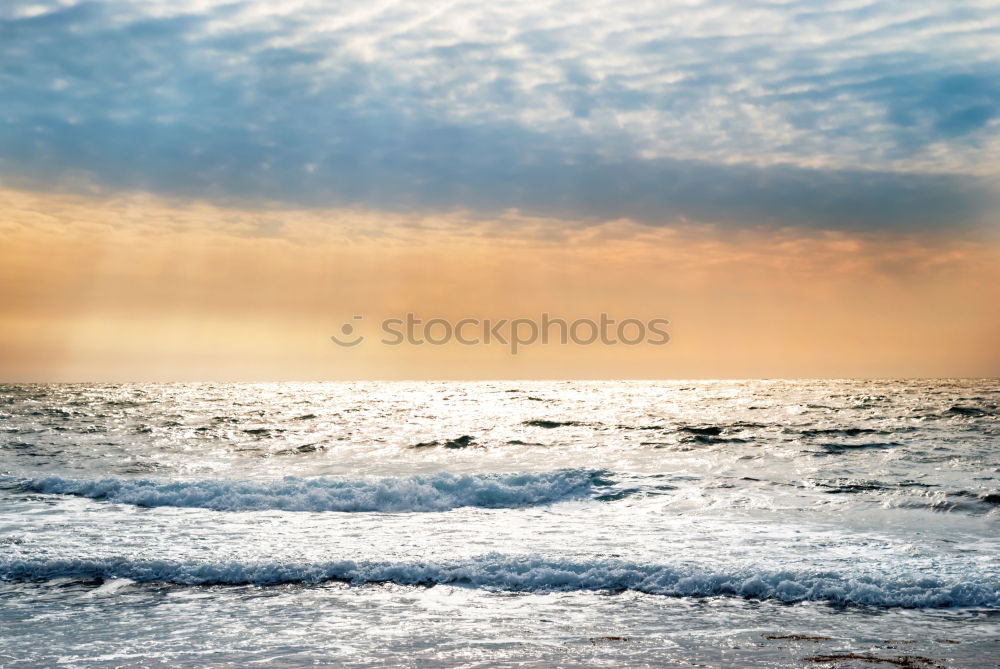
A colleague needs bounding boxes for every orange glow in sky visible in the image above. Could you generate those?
[2,188,996,380]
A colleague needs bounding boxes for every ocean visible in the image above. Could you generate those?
[1,380,997,667]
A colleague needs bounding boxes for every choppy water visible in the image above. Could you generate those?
[1,380,998,667]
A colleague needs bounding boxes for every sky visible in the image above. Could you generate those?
[1,0,998,380]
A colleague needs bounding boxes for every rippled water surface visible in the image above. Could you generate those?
[1,380,998,667]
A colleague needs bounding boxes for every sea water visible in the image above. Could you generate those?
[1,380,997,667]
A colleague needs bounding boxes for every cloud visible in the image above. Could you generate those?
[0,0,997,230]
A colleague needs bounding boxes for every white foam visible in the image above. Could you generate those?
[1,553,996,608]
[20,471,601,512]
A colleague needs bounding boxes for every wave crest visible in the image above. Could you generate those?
[1,553,996,609]
[19,470,604,512]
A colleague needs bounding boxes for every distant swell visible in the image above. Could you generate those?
[1,554,996,609]
[20,471,605,513]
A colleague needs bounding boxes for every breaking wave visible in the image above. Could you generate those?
[18,470,608,513]
[1,553,996,609]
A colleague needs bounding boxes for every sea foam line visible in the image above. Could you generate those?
[1,553,996,609]
[16,471,607,512]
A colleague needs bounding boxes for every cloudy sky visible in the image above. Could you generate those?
[1,0,998,379]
